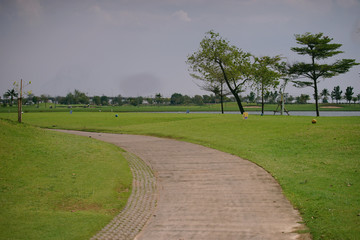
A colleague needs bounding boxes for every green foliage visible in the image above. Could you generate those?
[296,94,311,104]
[331,86,343,104]
[3,89,17,106]
[0,119,132,239]
[59,90,89,105]
[290,32,359,116]
[252,55,282,113]
[170,93,184,105]
[345,86,354,103]
[187,30,252,113]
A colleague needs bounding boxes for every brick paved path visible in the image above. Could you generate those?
[90,152,157,240]
[57,131,310,240]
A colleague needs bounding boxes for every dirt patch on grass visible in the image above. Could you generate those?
[320,106,343,109]
[245,106,261,108]
[57,200,104,213]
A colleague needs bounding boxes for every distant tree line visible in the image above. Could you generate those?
[2,86,360,108]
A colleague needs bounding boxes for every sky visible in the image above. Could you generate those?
[0,0,359,98]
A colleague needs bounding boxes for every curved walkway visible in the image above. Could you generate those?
[57,130,310,240]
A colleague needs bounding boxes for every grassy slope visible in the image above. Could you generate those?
[0,119,132,240]
[1,112,360,239]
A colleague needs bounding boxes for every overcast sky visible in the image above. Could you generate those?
[1,0,359,98]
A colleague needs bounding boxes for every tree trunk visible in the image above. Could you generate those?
[312,55,320,117]
[18,79,23,123]
[232,90,245,114]
[261,84,264,115]
[220,82,224,114]
[218,61,245,114]
[18,98,22,123]
[314,83,319,117]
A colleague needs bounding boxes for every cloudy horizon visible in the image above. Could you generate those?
[1,0,359,98]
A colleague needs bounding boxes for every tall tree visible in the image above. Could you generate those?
[170,93,184,105]
[331,86,342,104]
[92,96,101,105]
[4,89,17,106]
[296,94,310,104]
[290,32,359,116]
[247,91,256,103]
[320,88,330,103]
[344,86,354,104]
[187,31,252,114]
[155,93,163,105]
[252,55,282,115]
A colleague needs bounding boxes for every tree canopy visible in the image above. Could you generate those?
[187,31,252,114]
[290,32,359,116]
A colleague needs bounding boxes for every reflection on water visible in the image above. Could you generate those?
[182,111,360,117]
[247,111,360,117]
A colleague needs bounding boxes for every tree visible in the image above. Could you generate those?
[92,96,101,105]
[290,32,359,116]
[129,97,143,106]
[269,91,279,104]
[183,95,192,105]
[331,86,342,104]
[170,93,184,105]
[40,94,49,108]
[320,88,330,103]
[155,93,163,105]
[4,89,17,106]
[247,91,256,103]
[74,89,89,104]
[296,94,310,104]
[352,97,358,104]
[252,55,281,114]
[344,86,354,104]
[190,64,230,113]
[64,92,74,105]
[112,94,123,105]
[287,95,295,104]
[187,31,252,114]
[193,95,204,105]
[100,95,109,105]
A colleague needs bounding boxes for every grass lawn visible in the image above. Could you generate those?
[1,112,359,239]
[1,102,359,113]
[0,119,132,240]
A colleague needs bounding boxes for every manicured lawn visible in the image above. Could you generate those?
[1,102,359,113]
[0,119,132,239]
[1,112,359,239]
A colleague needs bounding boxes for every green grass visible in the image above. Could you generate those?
[1,102,359,113]
[1,112,359,239]
[0,119,132,240]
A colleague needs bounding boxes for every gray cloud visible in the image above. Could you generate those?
[0,0,359,98]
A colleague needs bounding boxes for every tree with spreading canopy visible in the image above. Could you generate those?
[290,32,359,116]
[187,31,252,114]
[252,55,282,115]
